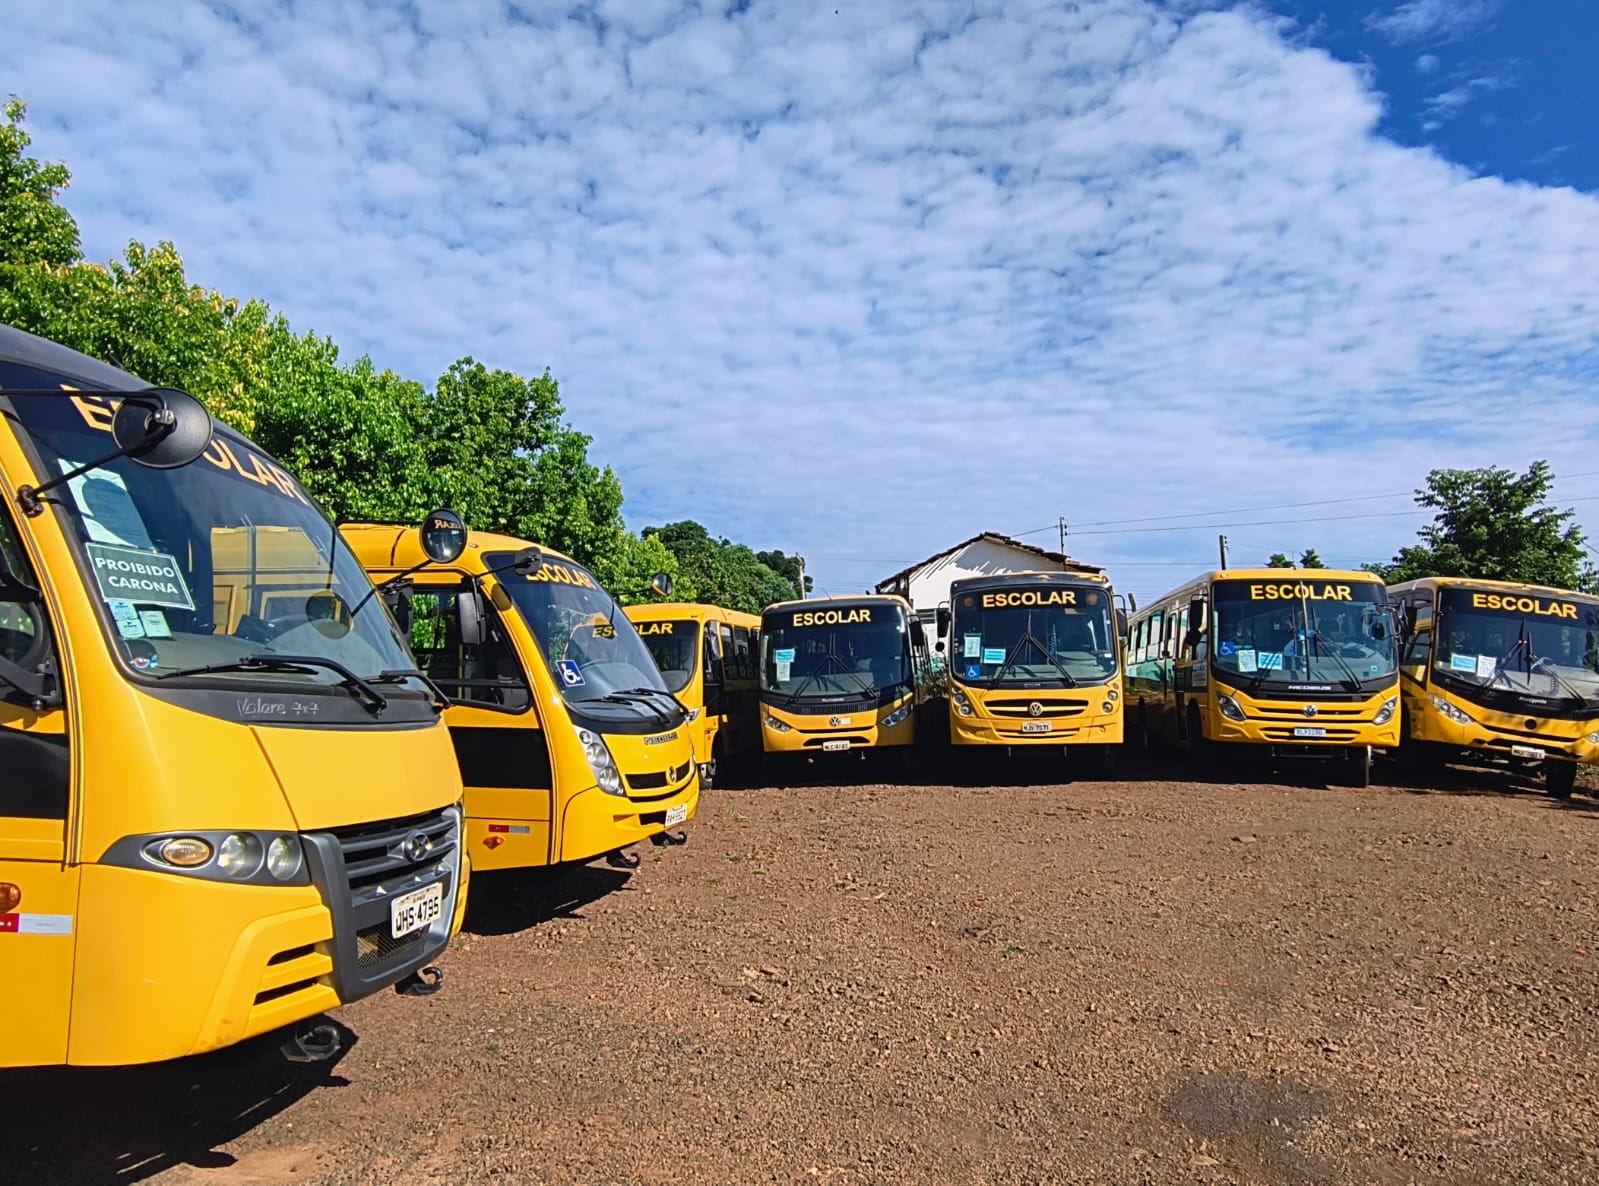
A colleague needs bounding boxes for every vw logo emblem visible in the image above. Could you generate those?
[1028,702,1043,717]
[403,831,432,862]
[828,716,843,728]
[1303,705,1318,718]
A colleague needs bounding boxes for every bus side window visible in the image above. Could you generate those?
[732,625,752,680]
[1151,612,1166,660]
[703,621,722,683]
[409,587,530,712]
[719,622,735,676]
[1174,606,1190,661]
[1401,602,1432,681]
[0,503,68,821]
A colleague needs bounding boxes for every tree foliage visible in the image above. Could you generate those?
[1365,462,1597,591]
[1265,549,1324,569]
[646,520,805,613]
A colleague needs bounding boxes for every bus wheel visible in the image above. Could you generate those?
[1344,745,1373,788]
[1137,703,1153,753]
[1545,760,1577,800]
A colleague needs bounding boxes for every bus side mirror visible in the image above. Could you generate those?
[910,619,927,649]
[935,640,946,654]
[420,509,468,564]
[1188,597,1207,630]
[1127,593,1138,613]
[458,589,486,648]
[1116,609,1127,638]
[650,572,673,599]
[935,606,950,638]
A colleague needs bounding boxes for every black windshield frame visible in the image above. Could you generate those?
[759,603,913,709]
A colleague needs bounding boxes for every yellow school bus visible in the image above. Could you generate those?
[934,571,1123,761]
[624,602,762,788]
[0,324,469,1068]
[343,526,699,871]
[1125,568,1399,786]
[758,594,930,762]
[1387,577,1599,798]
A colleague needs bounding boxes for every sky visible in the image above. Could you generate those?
[5,0,1599,606]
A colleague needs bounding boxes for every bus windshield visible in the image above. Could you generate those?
[637,620,697,694]
[761,604,910,699]
[1435,588,1599,706]
[488,551,683,723]
[1212,579,1395,685]
[2,375,415,691]
[950,585,1117,685]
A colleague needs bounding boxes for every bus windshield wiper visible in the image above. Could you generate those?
[619,684,693,720]
[1304,604,1363,688]
[595,689,676,726]
[368,668,450,712]
[991,613,1077,686]
[157,654,388,715]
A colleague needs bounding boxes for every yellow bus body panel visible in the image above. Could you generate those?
[951,677,1124,746]
[759,690,917,752]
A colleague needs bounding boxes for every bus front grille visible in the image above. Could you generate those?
[303,805,461,1004]
[986,698,1089,719]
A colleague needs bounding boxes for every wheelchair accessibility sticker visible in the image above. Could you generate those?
[556,660,585,687]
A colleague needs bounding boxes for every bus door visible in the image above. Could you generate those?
[701,619,725,741]
[1171,603,1195,742]
[0,500,77,1066]
[1396,596,1435,740]
[401,577,555,866]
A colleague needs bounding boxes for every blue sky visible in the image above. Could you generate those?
[5,0,1598,605]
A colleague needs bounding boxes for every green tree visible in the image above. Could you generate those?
[757,549,811,599]
[0,98,79,267]
[1266,553,1293,568]
[648,520,803,612]
[1299,548,1325,569]
[1366,462,1597,591]
[591,531,685,606]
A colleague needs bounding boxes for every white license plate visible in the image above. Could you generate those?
[1020,721,1053,734]
[1292,726,1327,739]
[664,803,688,826]
[1511,744,1546,760]
[822,739,851,752]
[390,883,443,939]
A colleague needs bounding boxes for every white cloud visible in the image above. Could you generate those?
[1415,53,1440,75]
[1366,0,1500,46]
[4,0,1599,605]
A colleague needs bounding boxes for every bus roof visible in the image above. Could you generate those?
[340,522,585,575]
[1386,575,1599,602]
[762,593,911,618]
[1130,568,1384,618]
[623,602,761,626]
[0,322,146,391]
[950,570,1111,593]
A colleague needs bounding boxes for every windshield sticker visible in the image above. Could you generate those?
[139,609,173,639]
[774,648,796,663]
[982,647,1006,664]
[85,543,195,610]
[1217,640,1237,658]
[108,599,145,639]
[555,659,586,687]
[1450,653,1478,672]
[1237,648,1258,673]
[964,662,982,679]
[1257,651,1284,671]
[963,634,982,659]
[57,463,158,550]
[1476,654,1497,679]
[775,660,792,682]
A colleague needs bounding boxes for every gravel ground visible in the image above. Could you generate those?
[5,752,1598,1186]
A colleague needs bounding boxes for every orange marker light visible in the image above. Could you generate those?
[484,835,505,849]
[0,883,20,912]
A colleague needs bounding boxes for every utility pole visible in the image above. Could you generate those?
[796,554,805,601]
[1218,534,1229,569]
[1058,516,1068,555]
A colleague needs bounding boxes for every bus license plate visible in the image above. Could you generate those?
[1511,744,1546,760]
[664,803,688,826]
[1021,721,1052,734]
[822,739,851,752]
[390,883,443,940]
[1292,726,1327,739]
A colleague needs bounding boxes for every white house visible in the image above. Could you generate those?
[874,532,1103,636]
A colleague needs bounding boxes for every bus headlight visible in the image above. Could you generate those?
[1430,695,1473,725]
[1107,689,1119,701]
[1372,696,1398,727]
[266,835,304,881]
[216,833,264,879]
[881,704,912,728]
[1217,693,1246,722]
[952,690,973,716]
[764,715,793,733]
[1101,701,1115,714]
[156,837,213,867]
[577,728,625,797]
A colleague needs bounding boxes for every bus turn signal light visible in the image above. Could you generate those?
[484,835,505,849]
[0,883,20,912]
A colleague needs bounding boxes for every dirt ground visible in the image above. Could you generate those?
[5,751,1599,1186]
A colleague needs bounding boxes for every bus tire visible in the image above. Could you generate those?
[1137,703,1153,753]
[1344,745,1373,788]
[1545,760,1577,800]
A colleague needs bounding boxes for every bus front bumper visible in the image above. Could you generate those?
[557,771,700,864]
[949,711,1122,746]
[1415,707,1599,766]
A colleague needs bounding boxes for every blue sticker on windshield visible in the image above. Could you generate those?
[774,648,795,663]
[1218,640,1237,658]
[1450,653,1477,672]
[982,648,1006,664]
[555,659,585,687]
[964,663,982,679]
